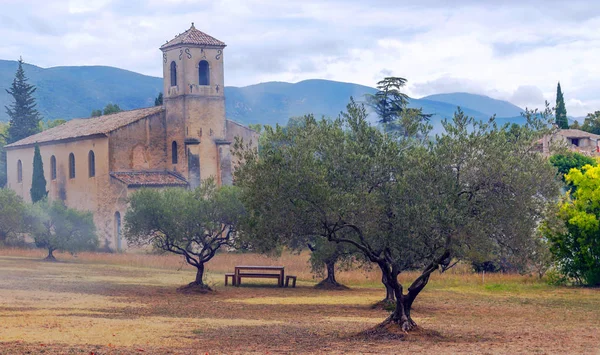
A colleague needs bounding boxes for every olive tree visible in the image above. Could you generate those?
[124,181,244,292]
[0,188,27,243]
[236,100,560,332]
[29,200,98,261]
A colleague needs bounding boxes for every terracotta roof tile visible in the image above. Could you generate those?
[160,23,225,49]
[5,106,164,149]
[557,129,600,139]
[110,171,188,187]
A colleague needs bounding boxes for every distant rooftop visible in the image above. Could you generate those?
[557,129,600,139]
[160,23,226,50]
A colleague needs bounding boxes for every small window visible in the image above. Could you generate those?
[199,60,209,86]
[50,156,56,180]
[17,160,22,183]
[88,151,95,177]
[170,61,177,87]
[69,153,75,179]
[172,141,178,164]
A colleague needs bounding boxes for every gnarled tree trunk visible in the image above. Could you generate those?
[376,262,418,332]
[377,252,449,332]
[178,262,212,293]
[315,258,348,289]
[385,280,417,332]
[44,248,56,261]
[372,272,396,309]
[194,263,205,285]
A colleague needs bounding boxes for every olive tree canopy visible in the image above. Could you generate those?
[235,100,560,332]
[124,181,245,292]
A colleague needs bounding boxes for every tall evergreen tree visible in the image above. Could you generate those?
[30,145,47,203]
[5,58,42,144]
[154,93,163,106]
[555,82,569,129]
[0,123,7,187]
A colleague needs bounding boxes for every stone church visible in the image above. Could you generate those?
[4,24,258,250]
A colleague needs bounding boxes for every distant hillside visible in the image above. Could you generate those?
[0,60,526,132]
[423,92,524,118]
[0,60,162,121]
[225,79,378,125]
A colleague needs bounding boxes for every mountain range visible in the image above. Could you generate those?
[0,60,528,131]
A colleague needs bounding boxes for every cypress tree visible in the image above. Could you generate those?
[155,93,163,106]
[555,82,569,129]
[5,57,42,144]
[0,123,6,187]
[30,145,47,203]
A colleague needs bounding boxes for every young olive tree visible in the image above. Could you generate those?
[0,188,27,243]
[307,239,356,289]
[29,200,98,261]
[124,181,245,292]
[236,100,560,332]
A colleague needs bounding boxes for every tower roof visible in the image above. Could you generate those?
[160,23,226,50]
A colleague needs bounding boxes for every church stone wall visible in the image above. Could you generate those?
[5,136,123,249]
[164,97,187,175]
[163,46,225,101]
[226,120,260,170]
[188,97,226,183]
[163,42,228,186]
[108,111,167,172]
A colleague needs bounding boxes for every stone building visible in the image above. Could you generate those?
[4,24,258,250]
[540,129,600,156]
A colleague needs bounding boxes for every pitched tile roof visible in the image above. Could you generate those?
[110,171,188,188]
[160,23,226,50]
[5,106,164,149]
[557,129,600,139]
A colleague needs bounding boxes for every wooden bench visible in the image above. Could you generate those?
[237,273,281,286]
[224,273,234,286]
[233,266,285,287]
[285,275,297,288]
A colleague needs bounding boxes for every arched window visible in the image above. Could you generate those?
[172,141,178,164]
[17,160,22,183]
[115,212,122,250]
[69,153,75,179]
[199,60,209,86]
[50,156,56,180]
[88,151,95,177]
[170,61,177,87]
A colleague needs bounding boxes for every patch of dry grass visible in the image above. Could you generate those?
[0,249,599,354]
[0,247,543,288]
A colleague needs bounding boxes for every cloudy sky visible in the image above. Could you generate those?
[1,0,599,116]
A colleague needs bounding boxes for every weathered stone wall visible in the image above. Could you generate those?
[4,137,124,249]
[226,119,260,171]
[163,43,227,186]
[163,46,225,101]
[108,111,167,172]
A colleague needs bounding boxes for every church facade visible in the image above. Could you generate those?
[4,24,258,250]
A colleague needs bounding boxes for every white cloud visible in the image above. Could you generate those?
[1,0,599,116]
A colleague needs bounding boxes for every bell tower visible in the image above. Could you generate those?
[160,23,227,188]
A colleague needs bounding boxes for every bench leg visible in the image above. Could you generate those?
[292,277,296,288]
[225,275,228,286]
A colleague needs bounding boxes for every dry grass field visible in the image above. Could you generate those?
[0,248,599,354]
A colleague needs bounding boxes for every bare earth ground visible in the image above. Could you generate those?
[0,250,599,354]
